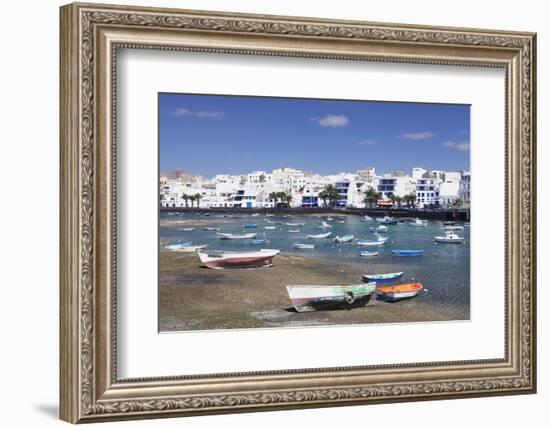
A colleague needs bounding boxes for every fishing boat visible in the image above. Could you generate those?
[376,283,424,301]
[315,220,332,229]
[285,222,305,227]
[178,227,195,232]
[244,223,258,228]
[265,226,276,230]
[294,243,315,250]
[288,229,301,233]
[286,283,376,312]
[391,249,424,257]
[203,227,219,231]
[434,231,465,243]
[333,235,354,243]
[369,225,388,233]
[359,251,379,257]
[444,225,464,231]
[217,232,257,240]
[362,272,404,283]
[357,234,388,246]
[360,215,373,222]
[326,217,334,221]
[198,249,280,269]
[251,213,260,217]
[409,218,428,227]
[251,239,269,245]
[443,221,455,226]
[307,232,332,239]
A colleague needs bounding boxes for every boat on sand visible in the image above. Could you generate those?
[391,249,424,257]
[294,243,315,249]
[359,251,378,257]
[362,272,404,283]
[197,249,280,269]
[287,283,376,312]
[376,283,424,301]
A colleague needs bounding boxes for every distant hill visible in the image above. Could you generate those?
[161,168,195,180]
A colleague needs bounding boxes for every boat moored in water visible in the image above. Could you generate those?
[362,272,404,283]
[434,231,465,243]
[357,234,388,246]
[307,232,332,239]
[369,225,388,233]
[217,232,257,240]
[198,249,280,269]
[244,223,258,228]
[333,235,354,243]
[287,283,376,312]
[376,283,424,301]
[391,249,424,257]
[284,222,305,227]
[444,225,464,231]
[409,218,428,227]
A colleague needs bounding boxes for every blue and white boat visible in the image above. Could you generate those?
[244,223,258,228]
[333,235,354,243]
[362,272,404,283]
[391,249,424,257]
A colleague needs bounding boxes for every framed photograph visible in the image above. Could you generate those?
[60,2,536,423]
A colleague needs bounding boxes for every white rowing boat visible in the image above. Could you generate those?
[197,249,280,269]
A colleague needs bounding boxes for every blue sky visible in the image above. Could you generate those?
[159,93,470,177]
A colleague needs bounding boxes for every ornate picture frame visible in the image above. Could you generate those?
[60,2,536,423]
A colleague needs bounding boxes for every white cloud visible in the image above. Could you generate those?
[314,114,349,127]
[357,138,377,145]
[401,131,434,140]
[171,108,224,119]
[442,140,470,151]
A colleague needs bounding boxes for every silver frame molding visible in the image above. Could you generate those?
[60,2,536,423]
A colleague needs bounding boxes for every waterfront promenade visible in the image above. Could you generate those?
[160,206,471,221]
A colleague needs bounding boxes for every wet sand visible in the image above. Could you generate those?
[159,251,468,332]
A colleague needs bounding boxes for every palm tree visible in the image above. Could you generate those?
[181,194,189,207]
[269,191,280,207]
[389,194,397,207]
[188,194,195,207]
[363,187,380,208]
[282,192,293,207]
[404,192,417,207]
[194,193,202,208]
[322,184,340,207]
[395,196,402,208]
[318,190,328,207]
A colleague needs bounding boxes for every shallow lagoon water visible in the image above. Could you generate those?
[160,212,470,315]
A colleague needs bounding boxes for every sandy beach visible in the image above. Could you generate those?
[159,251,469,332]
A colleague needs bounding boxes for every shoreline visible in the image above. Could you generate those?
[159,251,469,332]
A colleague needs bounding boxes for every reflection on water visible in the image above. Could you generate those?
[160,213,470,312]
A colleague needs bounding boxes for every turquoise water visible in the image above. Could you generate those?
[160,212,470,313]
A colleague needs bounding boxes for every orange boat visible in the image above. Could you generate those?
[376,283,424,301]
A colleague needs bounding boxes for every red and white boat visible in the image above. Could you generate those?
[197,249,280,269]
